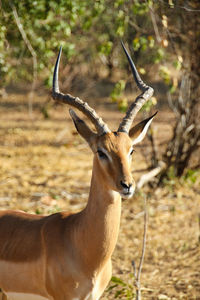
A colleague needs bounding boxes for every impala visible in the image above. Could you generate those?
[0,41,156,300]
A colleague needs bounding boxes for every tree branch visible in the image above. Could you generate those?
[9,1,37,116]
[137,161,166,189]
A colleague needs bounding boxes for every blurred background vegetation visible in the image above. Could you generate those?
[0,0,198,88]
[0,0,199,179]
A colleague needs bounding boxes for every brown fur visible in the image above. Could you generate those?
[0,211,44,262]
[0,122,153,299]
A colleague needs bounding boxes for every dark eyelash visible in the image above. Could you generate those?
[130,149,135,155]
[97,150,107,159]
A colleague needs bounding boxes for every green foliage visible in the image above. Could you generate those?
[159,65,178,94]
[110,80,128,112]
[47,205,62,214]
[0,0,186,108]
[153,48,165,64]
[40,104,50,119]
[162,165,177,188]
[110,80,126,102]
[107,276,135,299]
[183,169,200,185]
[98,41,113,56]
[35,208,42,215]
[141,96,157,112]
[162,165,200,189]
[159,65,171,85]
[166,165,176,179]
[0,0,159,88]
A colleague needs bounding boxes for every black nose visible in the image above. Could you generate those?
[120,181,132,190]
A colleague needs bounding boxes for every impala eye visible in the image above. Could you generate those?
[97,150,108,159]
[130,149,135,156]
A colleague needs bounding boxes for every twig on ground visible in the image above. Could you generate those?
[198,213,200,245]
[132,198,148,300]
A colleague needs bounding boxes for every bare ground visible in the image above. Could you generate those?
[0,94,200,299]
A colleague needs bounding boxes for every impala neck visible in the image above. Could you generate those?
[78,156,121,273]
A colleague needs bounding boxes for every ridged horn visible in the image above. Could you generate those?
[118,41,154,133]
[52,47,110,135]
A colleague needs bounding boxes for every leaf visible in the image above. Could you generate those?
[111,276,126,286]
[106,284,118,291]
[114,288,125,298]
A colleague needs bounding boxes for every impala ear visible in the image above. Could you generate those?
[129,112,157,145]
[69,109,97,151]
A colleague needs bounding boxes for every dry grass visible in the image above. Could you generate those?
[0,94,200,299]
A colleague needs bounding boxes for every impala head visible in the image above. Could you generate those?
[52,41,156,199]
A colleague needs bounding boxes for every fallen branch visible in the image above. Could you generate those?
[137,161,166,189]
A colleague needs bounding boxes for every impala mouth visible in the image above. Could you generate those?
[120,187,134,199]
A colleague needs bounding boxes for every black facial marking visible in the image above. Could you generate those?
[97,149,108,159]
